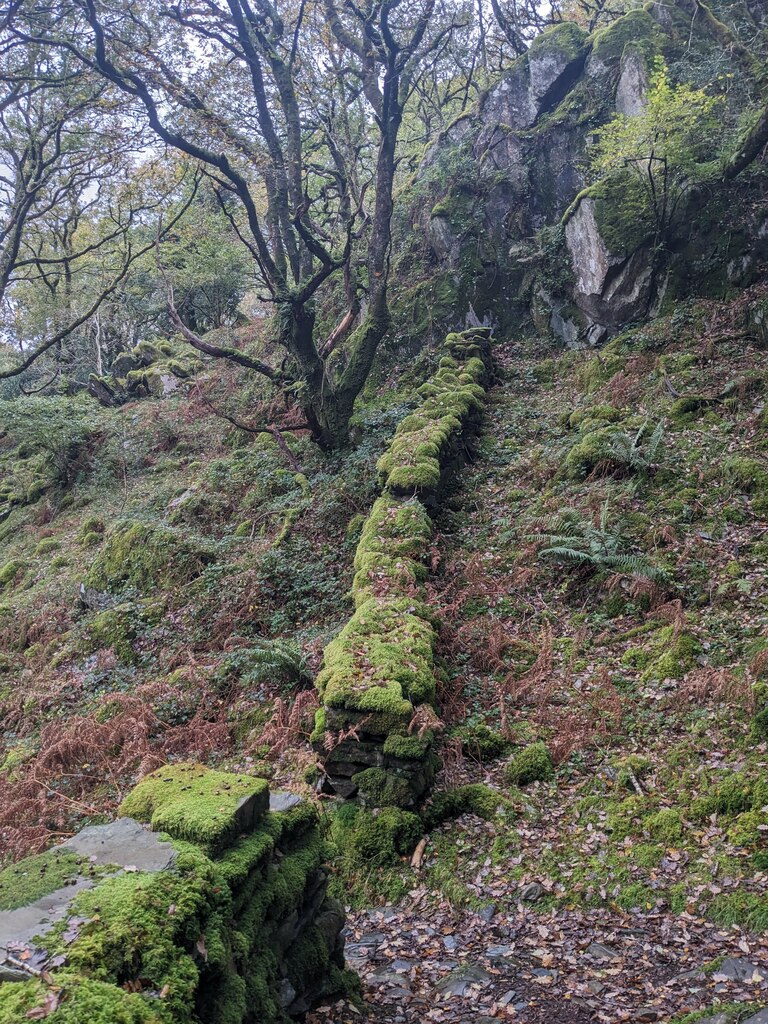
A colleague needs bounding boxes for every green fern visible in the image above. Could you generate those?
[528,502,669,585]
[603,419,665,476]
[220,639,312,689]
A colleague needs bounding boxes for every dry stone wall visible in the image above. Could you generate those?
[313,328,493,808]
[0,764,346,1023]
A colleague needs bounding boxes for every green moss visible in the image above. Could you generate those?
[84,604,141,662]
[450,723,510,761]
[752,706,768,741]
[86,520,215,594]
[630,843,664,869]
[382,733,432,760]
[672,1004,765,1024]
[352,767,415,809]
[0,975,164,1024]
[562,427,616,479]
[615,882,657,911]
[317,595,436,715]
[78,516,105,539]
[422,784,510,830]
[34,537,61,555]
[606,796,648,840]
[376,329,490,495]
[669,396,712,424]
[640,627,700,682]
[727,810,768,848]
[691,772,766,820]
[309,706,327,745]
[0,850,87,911]
[119,763,269,849]
[529,19,587,62]
[0,738,36,778]
[614,755,652,791]
[505,742,554,787]
[340,806,422,865]
[567,405,623,431]
[646,808,684,844]
[590,8,664,63]
[0,559,24,590]
[708,891,768,932]
[57,866,203,1017]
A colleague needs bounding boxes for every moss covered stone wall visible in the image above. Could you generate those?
[0,764,347,1023]
[313,329,493,808]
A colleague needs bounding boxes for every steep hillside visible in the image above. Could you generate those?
[308,296,768,1024]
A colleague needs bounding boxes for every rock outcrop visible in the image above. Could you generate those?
[404,2,768,349]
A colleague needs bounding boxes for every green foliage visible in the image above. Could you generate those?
[0,559,24,590]
[591,59,724,240]
[708,891,768,932]
[562,419,664,480]
[422,784,510,830]
[528,502,668,587]
[0,850,88,911]
[0,975,164,1024]
[691,772,768,820]
[505,742,554,787]
[351,767,415,809]
[86,520,215,595]
[645,808,684,844]
[330,804,422,867]
[217,639,312,691]
[450,723,511,762]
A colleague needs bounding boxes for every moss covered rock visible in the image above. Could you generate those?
[119,763,269,850]
[505,742,554,787]
[86,521,214,595]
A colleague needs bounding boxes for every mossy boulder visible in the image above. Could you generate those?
[505,742,554,787]
[332,805,422,866]
[0,559,25,590]
[86,521,215,595]
[589,8,665,64]
[562,426,617,479]
[640,627,700,682]
[422,783,511,830]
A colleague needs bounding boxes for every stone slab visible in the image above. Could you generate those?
[713,958,766,983]
[60,817,177,872]
[269,791,303,814]
[0,877,94,977]
[744,1012,768,1024]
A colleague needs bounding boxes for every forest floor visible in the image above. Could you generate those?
[309,324,768,1024]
